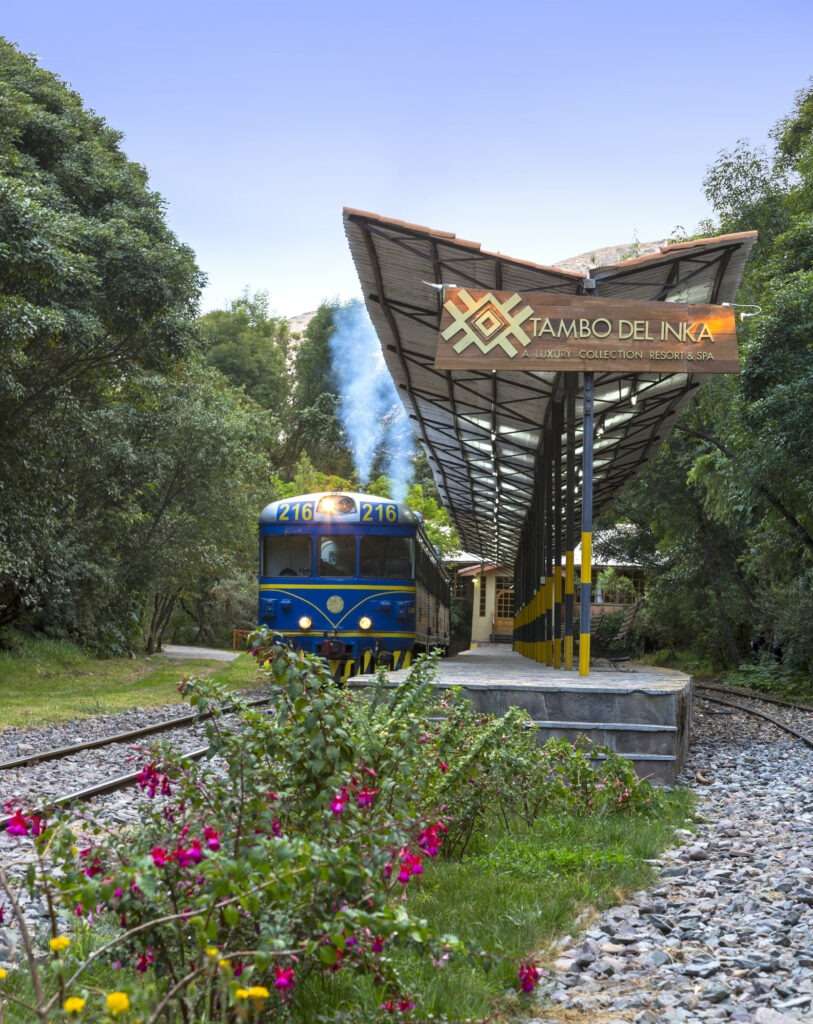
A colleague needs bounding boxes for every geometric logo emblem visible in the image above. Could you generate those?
[326,595,345,614]
[441,290,534,357]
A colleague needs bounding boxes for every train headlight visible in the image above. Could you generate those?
[358,615,373,631]
[298,615,312,630]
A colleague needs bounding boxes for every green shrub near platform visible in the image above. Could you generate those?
[0,637,686,1023]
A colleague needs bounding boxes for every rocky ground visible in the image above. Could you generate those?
[0,700,264,965]
[535,699,813,1023]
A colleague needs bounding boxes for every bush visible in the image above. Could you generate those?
[0,632,660,1022]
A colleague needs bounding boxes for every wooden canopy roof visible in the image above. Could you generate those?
[343,208,757,565]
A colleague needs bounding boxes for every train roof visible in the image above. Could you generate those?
[259,491,418,525]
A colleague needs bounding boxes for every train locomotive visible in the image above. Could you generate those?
[258,491,450,679]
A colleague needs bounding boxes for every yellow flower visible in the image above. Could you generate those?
[63,996,87,1014]
[49,935,71,953]
[235,988,250,1000]
[205,945,220,959]
[245,986,270,1002]
[0,968,7,979]
[105,991,130,1016]
[218,959,231,972]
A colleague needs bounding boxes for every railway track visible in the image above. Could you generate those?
[0,695,272,830]
[695,683,813,749]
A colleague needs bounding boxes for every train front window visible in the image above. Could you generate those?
[318,535,356,577]
[360,536,414,578]
[262,535,311,577]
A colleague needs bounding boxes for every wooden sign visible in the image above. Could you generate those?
[436,289,739,373]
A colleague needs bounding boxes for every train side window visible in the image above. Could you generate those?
[262,535,312,577]
[360,536,414,578]
[318,535,356,577]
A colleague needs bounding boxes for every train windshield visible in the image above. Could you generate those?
[262,535,311,577]
[360,536,415,578]
[318,535,356,577]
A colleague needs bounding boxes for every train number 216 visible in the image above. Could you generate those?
[361,502,398,523]
[276,501,314,521]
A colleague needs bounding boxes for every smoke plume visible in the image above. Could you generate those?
[330,300,415,502]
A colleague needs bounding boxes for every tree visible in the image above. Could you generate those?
[285,303,353,477]
[0,38,204,635]
[607,81,813,673]
[199,291,291,412]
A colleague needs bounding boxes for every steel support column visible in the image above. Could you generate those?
[579,371,595,676]
[564,376,576,670]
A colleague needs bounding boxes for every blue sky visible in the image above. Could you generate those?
[5,1,812,315]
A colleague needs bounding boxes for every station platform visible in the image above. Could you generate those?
[350,644,692,785]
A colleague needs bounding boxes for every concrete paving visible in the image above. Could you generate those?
[161,644,239,662]
[385,643,690,693]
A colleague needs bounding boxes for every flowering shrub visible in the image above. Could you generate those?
[0,632,659,1021]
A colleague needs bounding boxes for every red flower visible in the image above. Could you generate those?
[6,809,29,836]
[203,826,221,851]
[518,960,542,992]
[273,965,296,990]
[271,818,283,837]
[151,847,170,867]
[371,935,385,953]
[30,813,46,837]
[355,787,379,808]
[438,760,449,773]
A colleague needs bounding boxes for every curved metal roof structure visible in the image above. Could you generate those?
[344,208,757,565]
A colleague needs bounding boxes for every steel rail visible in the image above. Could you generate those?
[695,682,813,714]
[0,696,272,772]
[695,688,813,750]
[0,745,212,831]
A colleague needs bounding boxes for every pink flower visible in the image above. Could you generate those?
[233,960,245,977]
[398,999,415,1012]
[273,965,296,990]
[518,960,541,992]
[137,763,171,798]
[418,822,447,858]
[355,787,379,808]
[203,826,220,851]
[438,760,449,773]
[136,948,155,973]
[371,935,385,953]
[397,850,423,884]
[113,887,124,900]
[173,840,203,868]
[271,818,283,837]
[151,847,170,867]
[330,787,349,816]
[6,809,29,836]
[30,813,46,837]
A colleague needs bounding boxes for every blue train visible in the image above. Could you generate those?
[258,491,450,678]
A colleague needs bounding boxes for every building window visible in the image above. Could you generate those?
[495,577,514,619]
[478,575,487,616]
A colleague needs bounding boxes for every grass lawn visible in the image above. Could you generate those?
[0,635,259,729]
[297,790,694,1022]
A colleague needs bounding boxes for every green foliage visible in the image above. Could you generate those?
[199,291,291,412]
[0,641,685,1023]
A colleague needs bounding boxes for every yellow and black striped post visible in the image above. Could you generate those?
[564,376,576,670]
[579,371,594,677]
